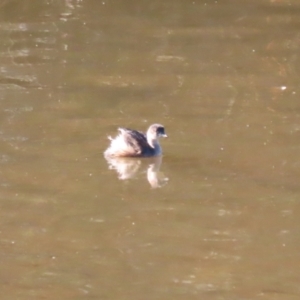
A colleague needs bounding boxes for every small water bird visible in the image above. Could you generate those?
[104,123,167,158]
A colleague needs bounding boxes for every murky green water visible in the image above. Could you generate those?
[0,1,299,299]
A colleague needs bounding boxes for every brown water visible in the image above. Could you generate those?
[0,0,300,299]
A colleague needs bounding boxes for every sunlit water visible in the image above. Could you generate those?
[0,1,299,299]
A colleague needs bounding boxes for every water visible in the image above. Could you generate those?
[0,0,299,299]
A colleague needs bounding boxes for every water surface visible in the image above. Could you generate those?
[0,1,300,299]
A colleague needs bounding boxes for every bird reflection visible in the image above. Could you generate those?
[104,155,168,188]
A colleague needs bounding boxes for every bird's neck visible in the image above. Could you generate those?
[147,137,157,149]
[147,138,162,156]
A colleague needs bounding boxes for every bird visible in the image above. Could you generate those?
[104,123,167,158]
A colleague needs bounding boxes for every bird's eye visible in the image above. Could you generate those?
[157,127,164,134]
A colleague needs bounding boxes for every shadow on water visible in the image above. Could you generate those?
[104,155,169,188]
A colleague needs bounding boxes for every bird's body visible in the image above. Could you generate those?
[104,124,167,158]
